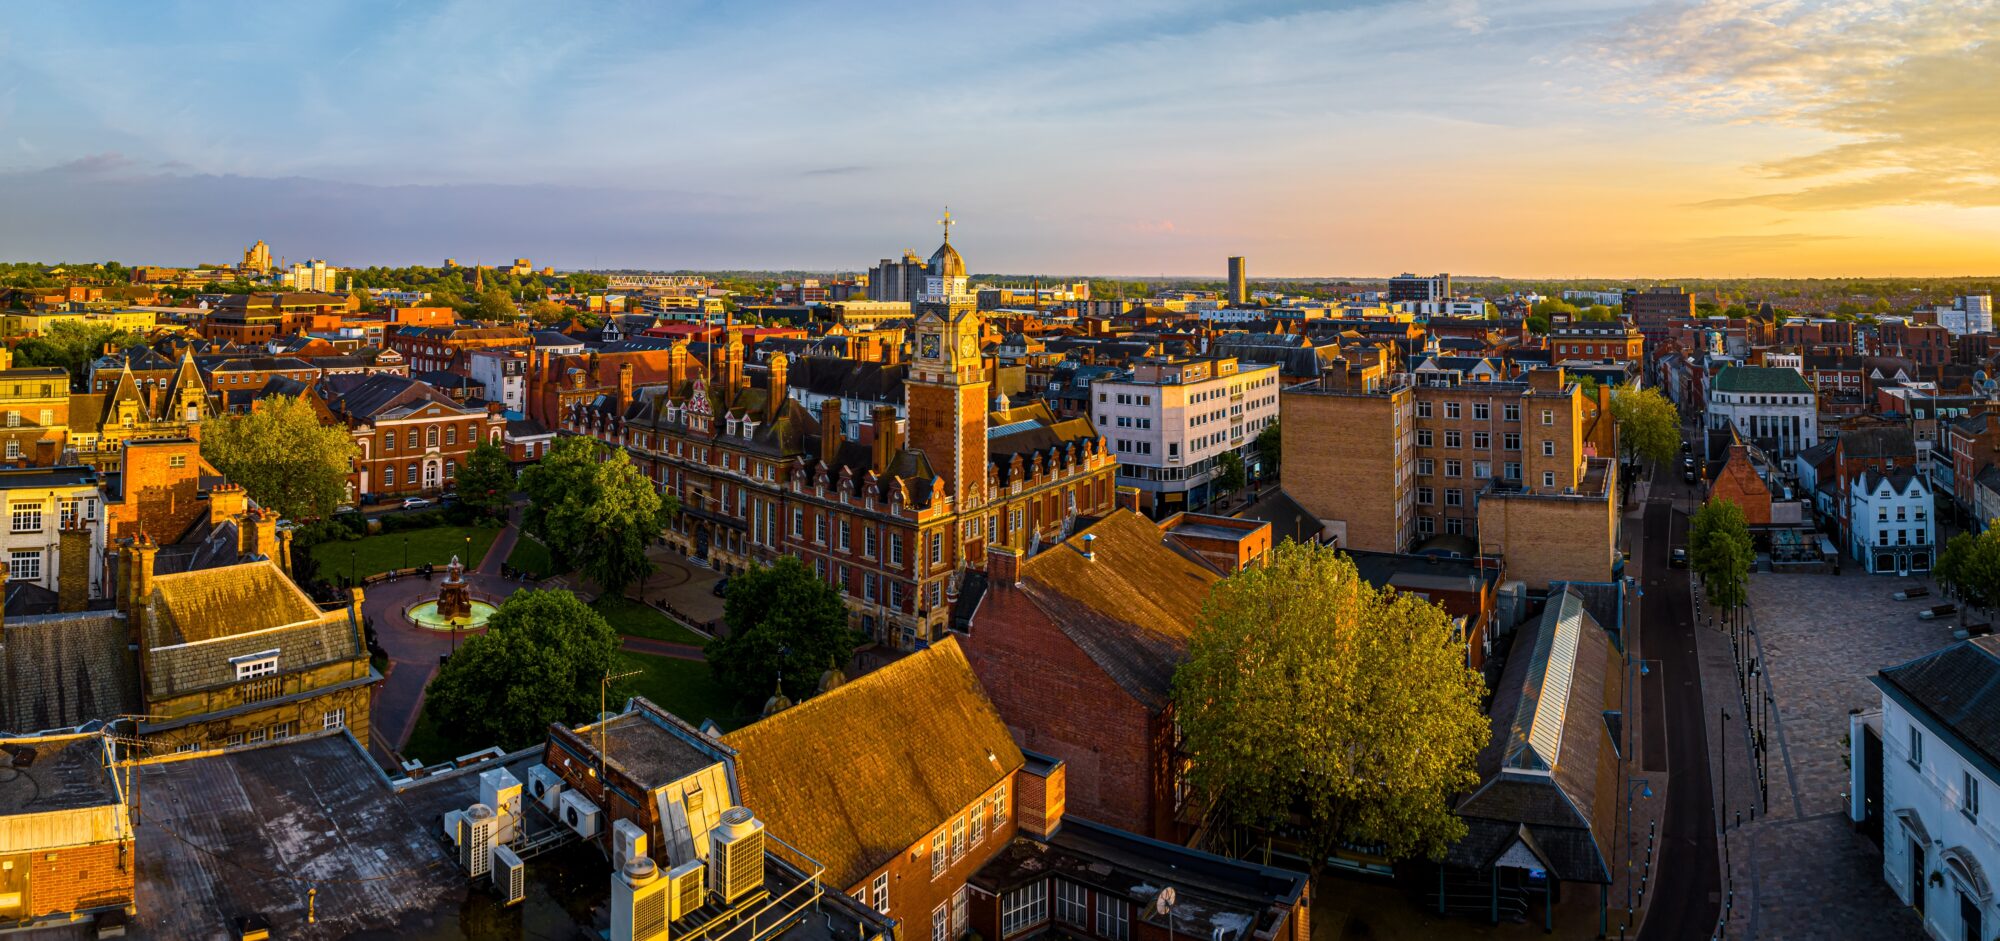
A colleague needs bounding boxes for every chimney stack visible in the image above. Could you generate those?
[617,362,635,411]
[820,397,842,468]
[768,354,788,423]
[988,544,1021,586]
[871,405,898,476]
[57,528,90,613]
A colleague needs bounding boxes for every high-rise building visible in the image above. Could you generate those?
[285,259,341,293]
[1227,256,1247,305]
[1388,272,1450,303]
[1935,294,1994,336]
[242,239,271,274]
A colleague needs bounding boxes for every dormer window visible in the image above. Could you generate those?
[233,649,280,681]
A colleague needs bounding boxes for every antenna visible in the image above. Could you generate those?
[598,667,642,786]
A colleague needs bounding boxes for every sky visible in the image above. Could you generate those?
[1,0,1995,278]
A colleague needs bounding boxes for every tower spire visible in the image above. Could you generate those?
[939,206,952,245]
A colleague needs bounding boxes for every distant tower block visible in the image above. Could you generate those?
[1227,256,1247,305]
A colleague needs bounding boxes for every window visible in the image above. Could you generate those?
[425,426,439,448]
[232,650,279,681]
[953,887,968,935]
[839,519,852,551]
[245,728,267,744]
[1473,403,1490,420]
[931,831,949,878]
[1473,432,1489,450]
[407,430,419,448]
[1965,769,1981,821]
[930,532,943,566]
[168,453,187,468]
[1910,726,1924,769]
[1416,430,1433,447]
[1541,409,1554,425]
[933,903,950,941]
[446,426,457,445]
[991,783,1008,826]
[10,503,41,533]
[1445,489,1463,507]
[445,460,456,479]
[3,441,16,460]
[952,816,967,859]
[1505,462,1521,480]
[384,466,397,486]
[792,508,804,537]
[864,525,878,557]
[1444,431,1461,448]
[873,873,890,914]
[60,499,77,529]
[1001,882,1047,937]
[1096,895,1130,941]
[8,549,41,582]
[970,797,986,844]
[323,708,346,729]
[1444,402,1461,419]
[890,534,904,566]
[1056,881,1089,927]
[1542,440,1556,457]
[816,514,827,544]
[1417,458,1434,476]
[1415,401,1432,418]
[1444,460,1462,478]
[1504,404,1520,421]
[1543,471,1556,487]
[269,721,293,739]
[1416,487,1434,505]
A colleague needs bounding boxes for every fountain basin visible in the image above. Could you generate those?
[406,599,499,632]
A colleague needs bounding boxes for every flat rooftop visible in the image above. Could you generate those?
[0,733,121,814]
[580,702,725,789]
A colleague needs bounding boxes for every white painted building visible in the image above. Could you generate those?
[1854,638,2000,941]
[1089,357,1280,516]
[0,466,107,602]
[466,348,529,414]
[1935,295,1994,337]
[1848,469,1935,574]
[1706,365,1819,458]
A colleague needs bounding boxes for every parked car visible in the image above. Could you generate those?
[1893,587,1930,601]
[440,490,459,503]
[401,497,433,510]
[711,577,730,598]
[334,505,360,515]
[1681,440,1692,454]
[1918,603,1957,621]
[1683,470,1698,484]
[1670,547,1688,568]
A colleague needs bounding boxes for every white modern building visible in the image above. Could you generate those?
[1853,638,2000,941]
[1935,295,1994,337]
[1848,469,1935,574]
[1090,357,1280,516]
[466,348,529,414]
[283,259,341,293]
[1707,365,1819,458]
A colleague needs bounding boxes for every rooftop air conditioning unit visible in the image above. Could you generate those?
[444,809,467,846]
[612,857,671,941]
[491,845,525,906]
[480,767,523,823]
[459,803,497,879]
[527,764,564,813]
[561,791,601,839]
[613,818,650,872]
[708,806,766,905]
[666,859,706,922]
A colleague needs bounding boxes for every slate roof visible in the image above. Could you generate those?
[1235,489,1323,544]
[1838,425,1916,460]
[1712,365,1812,394]
[1448,589,1620,884]
[317,373,474,422]
[721,638,1024,890]
[0,611,137,734]
[141,561,363,701]
[1874,636,2000,780]
[997,510,1218,711]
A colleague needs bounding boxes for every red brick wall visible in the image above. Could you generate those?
[21,841,134,919]
[962,590,1165,838]
[108,439,206,545]
[849,774,1017,939]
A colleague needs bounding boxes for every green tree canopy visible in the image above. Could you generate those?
[1532,298,1580,320]
[1254,420,1281,473]
[519,436,673,594]
[1609,385,1680,468]
[423,590,620,750]
[475,287,519,320]
[706,556,862,703]
[200,395,358,520]
[1172,541,1489,873]
[1212,450,1246,495]
[1525,315,1552,336]
[454,441,515,519]
[12,321,146,382]
[1691,498,1754,609]
[1937,524,2000,615]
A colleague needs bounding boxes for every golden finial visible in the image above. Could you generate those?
[939,207,953,244]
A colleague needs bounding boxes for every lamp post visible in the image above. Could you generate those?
[1624,777,1654,915]
[402,536,409,574]
[350,547,357,588]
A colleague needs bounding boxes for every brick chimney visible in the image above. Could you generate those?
[57,528,90,613]
[617,362,635,411]
[871,405,899,476]
[820,397,842,468]
[123,534,157,621]
[767,354,788,423]
[988,543,1023,586]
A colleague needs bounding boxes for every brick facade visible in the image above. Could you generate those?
[11,838,134,922]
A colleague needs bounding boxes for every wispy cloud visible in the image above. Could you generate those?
[1605,0,2000,210]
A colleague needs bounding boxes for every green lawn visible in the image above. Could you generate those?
[310,525,501,580]
[593,595,708,646]
[400,707,490,767]
[615,653,747,731]
[505,535,557,577]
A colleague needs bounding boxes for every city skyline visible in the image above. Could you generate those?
[3,0,1996,277]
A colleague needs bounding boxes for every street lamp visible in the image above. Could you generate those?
[1624,777,1654,915]
[402,535,409,573]
[350,547,357,588]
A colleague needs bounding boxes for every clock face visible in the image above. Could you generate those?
[920,333,941,359]
[960,336,977,359]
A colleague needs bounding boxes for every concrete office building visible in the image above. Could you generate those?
[1227,256,1248,305]
[1090,356,1280,516]
[1390,272,1451,303]
[1935,295,1994,336]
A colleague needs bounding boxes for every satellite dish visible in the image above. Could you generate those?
[1155,888,1177,915]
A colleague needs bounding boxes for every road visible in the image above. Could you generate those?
[1637,468,1723,940]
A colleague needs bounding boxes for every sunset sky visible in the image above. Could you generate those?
[2,0,1995,278]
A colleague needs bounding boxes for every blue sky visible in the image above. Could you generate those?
[3,0,1996,276]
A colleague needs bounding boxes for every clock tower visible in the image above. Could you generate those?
[907,220,988,510]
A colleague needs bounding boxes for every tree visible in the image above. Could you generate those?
[1172,541,1488,874]
[1525,315,1551,336]
[423,590,620,750]
[1532,298,1580,320]
[475,287,519,320]
[13,321,145,381]
[1609,385,1680,468]
[1936,525,2000,617]
[1579,305,1618,322]
[526,299,572,325]
[706,556,862,703]
[454,441,515,519]
[1254,420,1281,475]
[1212,450,1246,496]
[519,436,673,594]
[1690,498,1753,610]
[201,395,358,520]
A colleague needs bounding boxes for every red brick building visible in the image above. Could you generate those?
[960,510,1217,841]
[315,374,505,501]
[0,733,134,926]
[383,324,532,374]
[724,639,1023,940]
